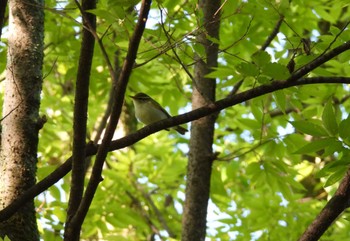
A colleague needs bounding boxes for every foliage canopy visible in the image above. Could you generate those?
[1,0,350,240]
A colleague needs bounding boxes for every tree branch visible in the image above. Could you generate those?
[260,15,284,51]
[289,41,350,80]
[132,180,176,238]
[0,77,350,222]
[64,0,96,239]
[92,52,120,144]
[298,169,350,241]
[67,0,152,231]
[74,0,116,83]
[1,76,350,222]
[182,0,221,239]
[1,36,350,226]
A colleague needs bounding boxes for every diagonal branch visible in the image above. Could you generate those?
[298,169,350,241]
[289,41,350,80]
[1,76,350,222]
[0,42,350,223]
[131,180,176,238]
[260,15,284,51]
[67,0,152,232]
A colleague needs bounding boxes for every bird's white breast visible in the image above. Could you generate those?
[133,101,168,125]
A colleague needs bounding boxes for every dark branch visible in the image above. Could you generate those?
[298,169,350,241]
[289,41,350,81]
[269,107,298,117]
[64,0,96,239]
[74,0,116,83]
[109,77,350,150]
[68,0,152,231]
[92,50,120,144]
[1,42,350,222]
[260,15,284,51]
[1,76,350,222]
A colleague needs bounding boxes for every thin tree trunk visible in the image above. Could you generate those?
[182,0,221,240]
[64,0,96,239]
[0,0,44,240]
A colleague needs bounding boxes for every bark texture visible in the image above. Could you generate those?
[182,0,221,240]
[0,0,44,240]
[64,0,96,239]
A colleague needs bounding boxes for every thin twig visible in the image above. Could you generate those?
[74,0,116,83]
[260,15,284,51]
[288,41,350,81]
[319,21,350,56]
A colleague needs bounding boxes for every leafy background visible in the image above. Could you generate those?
[1,0,350,240]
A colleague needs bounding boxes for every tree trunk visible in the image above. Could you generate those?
[182,0,221,240]
[0,0,44,240]
[64,0,96,239]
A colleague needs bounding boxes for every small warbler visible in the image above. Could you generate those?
[130,93,188,135]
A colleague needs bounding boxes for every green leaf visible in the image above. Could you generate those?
[52,207,66,223]
[316,158,349,178]
[250,99,263,123]
[294,138,336,154]
[85,9,118,23]
[252,51,271,67]
[236,62,259,77]
[322,100,338,136]
[314,5,338,23]
[205,66,234,79]
[261,63,290,79]
[324,169,347,187]
[257,75,271,84]
[192,43,206,57]
[291,120,329,137]
[246,162,262,176]
[323,139,343,157]
[237,118,261,129]
[339,115,350,140]
[273,90,286,113]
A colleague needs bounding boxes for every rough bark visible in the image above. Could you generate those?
[64,0,96,240]
[0,0,44,240]
[182,0,221,240]
[299,169,350,241]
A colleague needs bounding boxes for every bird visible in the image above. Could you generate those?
[130,92,188,135]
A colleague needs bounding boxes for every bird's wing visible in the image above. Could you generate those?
[153,100,172,118]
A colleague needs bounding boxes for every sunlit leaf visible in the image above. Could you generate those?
[291,120,329,137]
[294,138,336,154]
[339,115,350,140]
[236,62,259,77]
[273,90,286,113]
[252,51,271,67]
[324,169,347,187]
[322,100,338,136]
[261,63,290,79]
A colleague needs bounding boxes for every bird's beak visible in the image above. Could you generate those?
[129,95,135,99]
